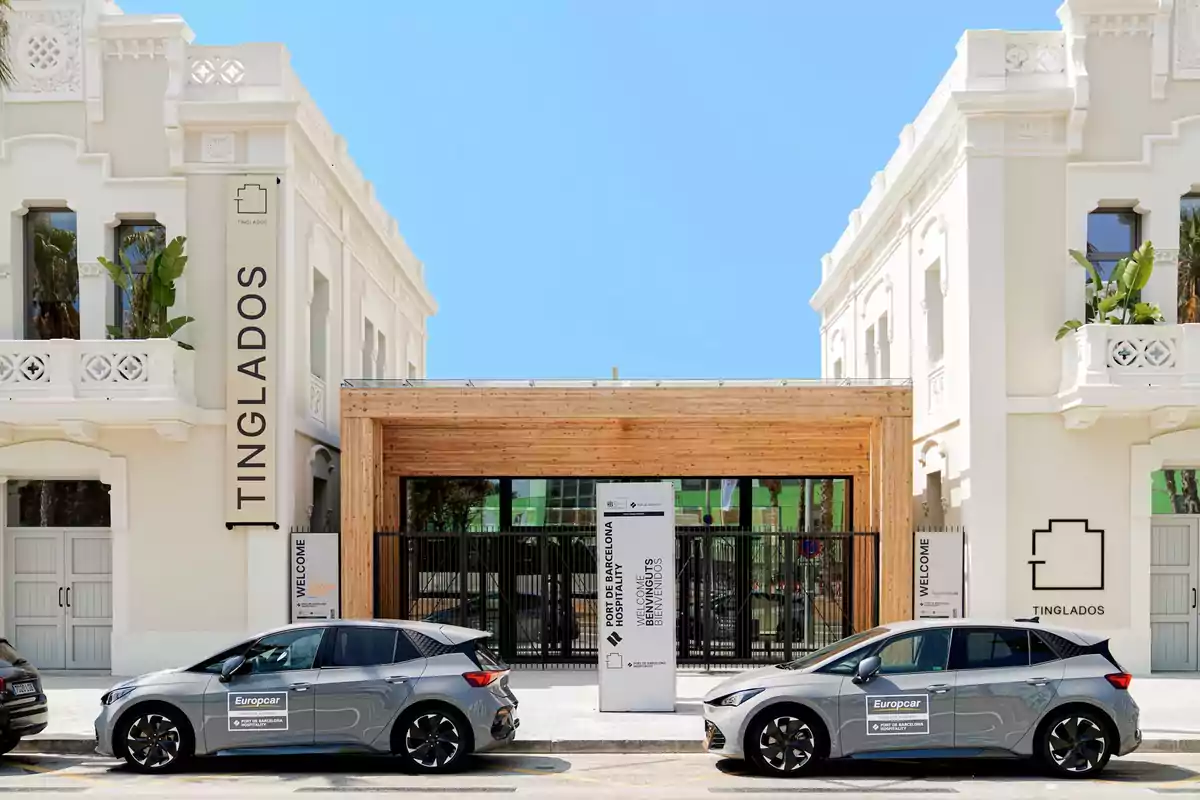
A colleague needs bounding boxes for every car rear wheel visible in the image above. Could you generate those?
[396,707,470,773]
[1039,709,1112,779]
[117,706,192,774]
[745,706,825,777]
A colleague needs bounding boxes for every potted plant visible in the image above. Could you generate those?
[1056,240,1164,340]
[99,235,195,349]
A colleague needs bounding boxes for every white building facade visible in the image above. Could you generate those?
[811,0,1200,675]
[0,0,434,674]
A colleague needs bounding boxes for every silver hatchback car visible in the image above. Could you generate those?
[95,620,519,774]
[703,619,1140,779]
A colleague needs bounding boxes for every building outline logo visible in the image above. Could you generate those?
[1029,518,1105,591]
[235,183,269,215]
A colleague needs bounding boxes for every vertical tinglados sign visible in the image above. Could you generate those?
[225,176,279,528]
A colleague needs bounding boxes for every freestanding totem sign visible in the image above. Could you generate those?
[597,481,677,712]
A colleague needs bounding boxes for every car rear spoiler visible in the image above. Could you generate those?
[1037,630,1125,672]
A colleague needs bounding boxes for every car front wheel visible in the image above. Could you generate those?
[745,706,825,777]
[396,707,471,773]
[1039,709,1112,778]
[0,735,20,757]
[117,706,192,774]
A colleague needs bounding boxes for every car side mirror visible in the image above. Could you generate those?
[853,655,881,684]
[219,655,246,683]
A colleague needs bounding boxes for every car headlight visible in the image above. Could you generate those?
[101,686,136,706]
[712,688,765,707]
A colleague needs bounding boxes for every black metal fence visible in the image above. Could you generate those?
[375,528,879,668]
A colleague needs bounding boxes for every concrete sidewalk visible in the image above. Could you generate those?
[19,670,1200,755]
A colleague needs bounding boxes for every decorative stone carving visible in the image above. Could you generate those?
[200,132,236,163]
[1005,41,1065,74]
[1089,14,1154,37]
[5,7,84,100]
[189,57,245,85]
[1008,117,1056,143]
[1176,0,1200,78]
[103,38,167,60]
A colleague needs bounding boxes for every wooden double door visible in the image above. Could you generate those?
[4,529,112,670]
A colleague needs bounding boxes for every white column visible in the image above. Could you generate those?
[245,526,289,632]
[76,219,108,340]
[0,210,19,340]
[959,121,1009,619]
[1127,444,1156,676]
[1145,198,1181,325]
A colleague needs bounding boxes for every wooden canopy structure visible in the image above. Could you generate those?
[340,380,914,624]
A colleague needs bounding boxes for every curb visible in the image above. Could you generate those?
[12,736,1200,757]
[17,736,98,756]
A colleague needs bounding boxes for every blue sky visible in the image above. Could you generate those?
[123,0,1060,379]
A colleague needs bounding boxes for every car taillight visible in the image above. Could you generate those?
[463,670,505,688]
[1105,672,1132,690]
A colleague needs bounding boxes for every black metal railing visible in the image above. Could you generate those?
[375,527,878,668]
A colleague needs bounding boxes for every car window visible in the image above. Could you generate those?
[329,627,398,668]
[824,645,872,675]
[0,641,30,668]
[190,642,251,673]
[875,629,951,674]
[243,628,325,674]
[1030,631,1060,665]
[788,626,890,671]
[473,640,506,669]
[393,631,423,663]
[950,628,1031,670]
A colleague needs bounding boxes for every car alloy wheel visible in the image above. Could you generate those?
[404,712,462,770]
[1047,716,1107,774]
[758,715,816,773]
[124,713,182,770]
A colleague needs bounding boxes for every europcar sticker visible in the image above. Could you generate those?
[228,692,288,732]
[865,695,929,735]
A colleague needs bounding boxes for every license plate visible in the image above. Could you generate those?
[11,682,35,697]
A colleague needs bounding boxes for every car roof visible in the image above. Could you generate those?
[251,618,492,646]
[877,618,1105,646]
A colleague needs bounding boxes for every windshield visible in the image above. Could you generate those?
[0,641,29,668]
[777,627,889,670]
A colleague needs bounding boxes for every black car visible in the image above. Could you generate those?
[0,639,46,755]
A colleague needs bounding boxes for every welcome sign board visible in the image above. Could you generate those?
[289,532,340,621]
[913,530,965,619]
[597,482,677,712]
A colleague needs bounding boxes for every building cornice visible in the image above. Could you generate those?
[810,28,1076,314]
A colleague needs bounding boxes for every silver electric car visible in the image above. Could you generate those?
[703,619,1140,779]
[95,620,519,774]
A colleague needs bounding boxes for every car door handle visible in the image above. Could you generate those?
[385,676,408,684]
[289,683,310,692]
[926,684,952,694]
[1025,678,1050,687]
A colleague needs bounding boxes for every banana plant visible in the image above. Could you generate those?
[99,235,196,349]
[1056,240,1164,340]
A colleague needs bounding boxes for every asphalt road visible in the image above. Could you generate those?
[2,752,1200,798]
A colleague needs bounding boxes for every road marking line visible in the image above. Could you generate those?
[6,761,96,785]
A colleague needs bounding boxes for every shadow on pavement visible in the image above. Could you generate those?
[94,753,576,780]
[714,757,1200,784]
